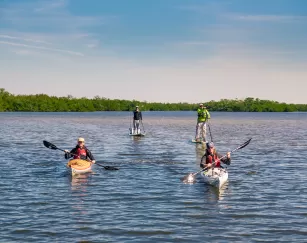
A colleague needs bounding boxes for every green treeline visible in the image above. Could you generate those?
[0,88,306,112]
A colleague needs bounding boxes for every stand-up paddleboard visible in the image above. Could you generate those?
[129,128,146,136]
[130,132,146,136]
[191,139,207,144]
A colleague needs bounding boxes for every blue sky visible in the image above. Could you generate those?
[0,0,306,103]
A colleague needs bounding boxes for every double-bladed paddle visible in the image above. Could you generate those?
[43,140,119,170]
[181,138,252,183]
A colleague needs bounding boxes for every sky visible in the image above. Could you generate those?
[0,0,306,104]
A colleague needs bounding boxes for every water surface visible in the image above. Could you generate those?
[0,111,306,242]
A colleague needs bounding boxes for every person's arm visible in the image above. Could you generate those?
[200,151,208,168]
[217,152,231,165]
[140,112,142,120]
[64,152,71,159]
[86,149,95,162]
[64,148,76,159]
[206,110,210,119]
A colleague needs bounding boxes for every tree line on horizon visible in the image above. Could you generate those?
[0,88,305,112]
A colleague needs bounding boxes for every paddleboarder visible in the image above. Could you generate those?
[132,106,143,134]
[195,103,210,142]
[64,137,96,163]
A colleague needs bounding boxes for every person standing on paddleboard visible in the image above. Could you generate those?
[200,142,230,169]
[195,104,210,142]
[64,137,96,163]
[133,106,143,134]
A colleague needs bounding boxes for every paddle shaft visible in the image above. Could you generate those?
[43,140,118,170]
[191,138,252,177]
[192,154,228,177]
[141,120,145,132]
[46,144,91,162]
[64,150,115,170]
[61,147,95,163]
[130,111,134,133]
[64,151,111,169]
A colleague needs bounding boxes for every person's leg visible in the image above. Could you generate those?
[136,120,140,134]
[201,122,207,141]
[133,120,137,134]
[195,122,201,141]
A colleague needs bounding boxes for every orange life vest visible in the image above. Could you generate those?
[73,147,87,159]
[205,150,221,167]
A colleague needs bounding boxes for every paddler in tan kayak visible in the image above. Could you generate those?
[64,137,96,163]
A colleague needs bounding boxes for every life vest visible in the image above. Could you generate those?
[197,108,209,122]
[205,150,221,167]
[73,147,87,159]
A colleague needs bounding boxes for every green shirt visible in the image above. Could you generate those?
[197,108,210,122]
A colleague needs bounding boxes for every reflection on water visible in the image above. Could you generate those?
[68,173,91,217]
[131,135,144,143]
[69,173,91,191]
[203,182,229,202]
[194,143,206,164]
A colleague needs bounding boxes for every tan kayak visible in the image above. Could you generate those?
[67,159,92,176]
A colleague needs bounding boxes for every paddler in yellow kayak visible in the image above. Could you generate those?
[64,137,96,163]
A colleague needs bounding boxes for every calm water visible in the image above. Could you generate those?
[0,111,306,242]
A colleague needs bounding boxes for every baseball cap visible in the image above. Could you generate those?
[78,137,85,142]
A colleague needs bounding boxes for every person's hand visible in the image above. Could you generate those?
[64,150,69,153]
[206,163,212,168]
[227,152,231,159]
[91,160,96,164]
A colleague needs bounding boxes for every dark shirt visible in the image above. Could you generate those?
[133,111,142,120]
[64,145,95,160]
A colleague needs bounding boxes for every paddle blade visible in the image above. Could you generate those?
[104,166,119,170]
[238,138,252,150]
[95,163,119,170]
[43,140,58,150]
[181,173,197,184]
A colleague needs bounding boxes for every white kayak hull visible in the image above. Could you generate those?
[69,166,92,176]
[200,167,228,189]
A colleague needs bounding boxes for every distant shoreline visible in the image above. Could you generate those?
[1,88,306,112]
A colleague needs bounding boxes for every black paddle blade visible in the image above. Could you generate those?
[95,163,119,170]
[181,173,196,184]
[238,138,252,150]
[43,140,58,150]
[104,166,119,170]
